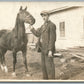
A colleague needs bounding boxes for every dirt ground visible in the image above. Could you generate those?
[0,46,84,81]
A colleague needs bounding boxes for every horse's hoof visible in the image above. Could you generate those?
[26,73,31,77]
[12,72,17,77]
[4,66,8,73]
[1,65,4,71]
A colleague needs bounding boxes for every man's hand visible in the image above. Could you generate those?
[48,51,53,57]
[29,25,33,30]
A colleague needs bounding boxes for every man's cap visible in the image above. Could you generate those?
[40,11,49,16]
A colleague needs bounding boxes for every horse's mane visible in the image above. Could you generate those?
[12,14,19,38]
[12,14,25,39]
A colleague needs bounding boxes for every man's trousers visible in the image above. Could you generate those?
[41,52,55,79]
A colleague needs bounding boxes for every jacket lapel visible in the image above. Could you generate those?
[41,22,49,34]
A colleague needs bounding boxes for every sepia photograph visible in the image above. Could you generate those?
[0,1,84,81]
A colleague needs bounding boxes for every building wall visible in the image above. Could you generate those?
[50,7,84,49]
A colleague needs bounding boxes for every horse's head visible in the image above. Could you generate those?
[17,6,35,25]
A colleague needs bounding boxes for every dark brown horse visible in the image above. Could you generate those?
[0,6,35,76]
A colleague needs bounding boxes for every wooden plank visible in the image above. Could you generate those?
[70,53,84,59]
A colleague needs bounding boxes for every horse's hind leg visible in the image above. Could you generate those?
[0,49,8,73]
[0,49,3,70]
[0,55,4,71]
[3,55,8,73]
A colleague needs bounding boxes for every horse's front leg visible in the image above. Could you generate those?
[12,50,17,77]
[22,47,30,77]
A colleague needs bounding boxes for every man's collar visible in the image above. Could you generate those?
[44,20,50,24]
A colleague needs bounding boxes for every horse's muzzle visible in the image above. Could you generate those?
[30,18,35,25]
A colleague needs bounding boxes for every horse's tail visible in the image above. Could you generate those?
[0,30,7,37]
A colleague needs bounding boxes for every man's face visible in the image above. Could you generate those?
[42,15,49,22]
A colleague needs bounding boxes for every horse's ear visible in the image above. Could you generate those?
[19,6,22,11]
[24,6,27,11]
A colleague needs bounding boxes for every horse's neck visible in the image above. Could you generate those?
[13,20,25,39]
[16,21,25,33]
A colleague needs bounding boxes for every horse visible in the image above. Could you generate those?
[0,6,35,76]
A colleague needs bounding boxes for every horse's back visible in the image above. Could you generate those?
[0,30,10,37]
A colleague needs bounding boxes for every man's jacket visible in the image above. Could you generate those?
[31,20,56,54]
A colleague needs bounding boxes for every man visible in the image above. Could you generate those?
[29,11,56,79]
